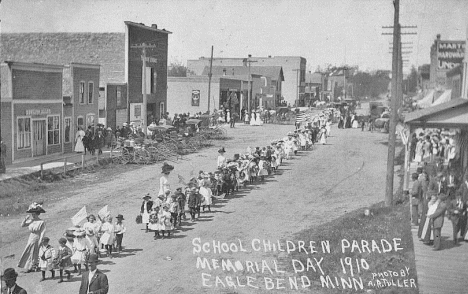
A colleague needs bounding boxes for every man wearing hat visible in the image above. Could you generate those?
[429,193,448,250]
[79,254,108,294]
[2,268,27,294]
[140,194,153,233]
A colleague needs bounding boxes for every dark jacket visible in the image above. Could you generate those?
[9,285,27,294]
[141,200,154,214]
[187,192,200,208]
[430,201,447,229]
[79,269,109,294]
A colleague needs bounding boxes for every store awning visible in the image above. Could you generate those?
[416,90,435,108]
[405,98,468,128]
[432,89,452,106]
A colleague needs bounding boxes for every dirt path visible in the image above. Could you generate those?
[1,124,391,294]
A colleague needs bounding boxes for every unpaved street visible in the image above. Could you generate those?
[1,124,391,294]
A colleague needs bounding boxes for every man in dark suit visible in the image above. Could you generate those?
[429,194,448,251]
[1,268,27,294]
[79,254,108,294]
[447,193,467,244]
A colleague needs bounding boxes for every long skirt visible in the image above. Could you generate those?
[420,218,434,242]
[100,232,115,245]
[17,233,41,270]
[74,139,85,152]
[142,211,150,224]
[200,187,213,206]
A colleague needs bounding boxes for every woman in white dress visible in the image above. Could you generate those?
[74,127,85,153]
[18,203,47,272]
[319,127,327,145]
[255,111,264,126]
[325,120,332,137]
[99,216,115,258]
[217,148,227,169]
[159,162,174,196]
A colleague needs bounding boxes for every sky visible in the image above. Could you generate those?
[1,0,467,73]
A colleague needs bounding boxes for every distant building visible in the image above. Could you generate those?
[429,34,465,89]
[187,56,306,106]
[0,21,171,131]
[304,72,326,104]
[446,64,464,98]
[0,62,64,164]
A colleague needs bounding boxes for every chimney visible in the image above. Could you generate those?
[151,24,158,29]
[248,54,252,58]
[437,34,441,40]
[223,68,226,76]
[232,68,235,75]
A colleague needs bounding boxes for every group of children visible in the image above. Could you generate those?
[38,213,126,283]
[138,114,333,239]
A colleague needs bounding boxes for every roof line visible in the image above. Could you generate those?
[124,21,172,34]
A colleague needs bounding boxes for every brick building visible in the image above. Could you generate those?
[187,55,306,106]
[0,62,64,164]
[429,34,465,89]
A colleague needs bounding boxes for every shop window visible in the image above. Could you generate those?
[47,115,60,145]
[17,117,31,149]
[151,68,157,93]
[79,81,85,104]
[86,114,95,128]
[117,86,122,106]
[88,81,94,104]
[77,116,84,128]
[64,117,72,143]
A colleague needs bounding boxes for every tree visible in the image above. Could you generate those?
[168,61,194,77]
[405,66,418,94]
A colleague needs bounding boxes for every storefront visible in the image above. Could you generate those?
[0,62,64,163]
[403,98,468,192]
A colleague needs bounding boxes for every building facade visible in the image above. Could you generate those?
[0,62,64,164]
[429,34,465,89]
[187,55,305,106]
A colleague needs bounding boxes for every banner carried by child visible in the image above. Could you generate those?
[71,206,87,226]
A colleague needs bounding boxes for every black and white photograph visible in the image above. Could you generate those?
[0,0,468,293]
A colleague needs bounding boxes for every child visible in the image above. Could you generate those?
[55,238,72,283]
[71,229,89,275]
[39,237,55,281]
[100,215,115,258]
[149,206,161,239]
[114,214,126,253]
[159,204,173,239]
[257,156,268,181]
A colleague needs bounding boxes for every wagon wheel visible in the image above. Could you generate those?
[112,156,122,164]
[121,148,132,164]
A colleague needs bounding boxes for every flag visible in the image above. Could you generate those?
[98,205,110,220]
[71,206,87,226]
[295,113,306,123]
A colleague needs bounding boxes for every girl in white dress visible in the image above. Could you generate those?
[99,216,115,258]
[74,127,85,153]
[149,206,161,239]
[250,112,258,126]
[200,175,213,212]
[82,215,101,256]
[257,157,269,181]
[158,205,173,238]
[319,127,327,145]
[255,111,264,126]
[71,229,89,275]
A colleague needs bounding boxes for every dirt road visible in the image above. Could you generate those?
[0,123,391,294]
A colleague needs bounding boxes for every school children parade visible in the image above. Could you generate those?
[4,109,334,294]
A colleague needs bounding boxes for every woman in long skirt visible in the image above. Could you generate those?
[18,203,47,272]
[319,127,327,145]
[419,194,438,243]
[74,127,85,153]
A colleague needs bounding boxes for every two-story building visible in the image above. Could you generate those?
[0,62,64,164]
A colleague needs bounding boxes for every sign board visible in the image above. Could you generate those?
[130,103,143,120]
[192,90,200,106]
[438,41,465,70]
[25,109,51,116]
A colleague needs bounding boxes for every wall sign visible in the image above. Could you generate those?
[25,109,51,116]
[438,41,465,70]
[192,90,200,106]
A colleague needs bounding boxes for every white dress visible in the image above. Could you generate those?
[257,160,268,176]
[200,186,213,206]
[74,130,85,152]
[250,114,257,126]
[255,113,263,126]
[217,155,227,169]
[158,211,172,231]
[159,175,170,196]
[319,129,327,145]
[83,221,101,250]
[38,245,55,271]
[71,237,89,264]
[99,222,115,246]
[142,201,150,224]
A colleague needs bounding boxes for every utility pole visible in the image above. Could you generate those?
[130,42,159,134]
[244,55,257,113]
[207,46,214,113]
[385,0,400,207]
[293,69,300,106]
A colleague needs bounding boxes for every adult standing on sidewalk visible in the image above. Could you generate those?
[0,137,6,173]
[429,194,448,250]
[18,203,46,272]
[74,127,85,153]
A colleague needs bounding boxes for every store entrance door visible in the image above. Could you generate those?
[33,120,46,157]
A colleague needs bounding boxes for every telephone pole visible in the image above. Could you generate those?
[130,42,159,134]
[207,46,214,113]
[292,69,300,106]
[385,0,401,207]
[244,55,257,113]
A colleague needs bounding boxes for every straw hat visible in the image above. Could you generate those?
[26,202,46,214]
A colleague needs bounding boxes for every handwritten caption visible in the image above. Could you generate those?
[192,238,416,291]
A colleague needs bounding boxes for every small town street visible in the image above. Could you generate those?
[0,124,393,293]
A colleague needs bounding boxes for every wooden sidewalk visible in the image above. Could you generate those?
[412,217,468,294]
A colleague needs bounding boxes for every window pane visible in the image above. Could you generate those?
[25,118,30,131]
[18,118,24,132]
[48,117,53,131]
[48,130,53,144]
[54,130,59,144]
